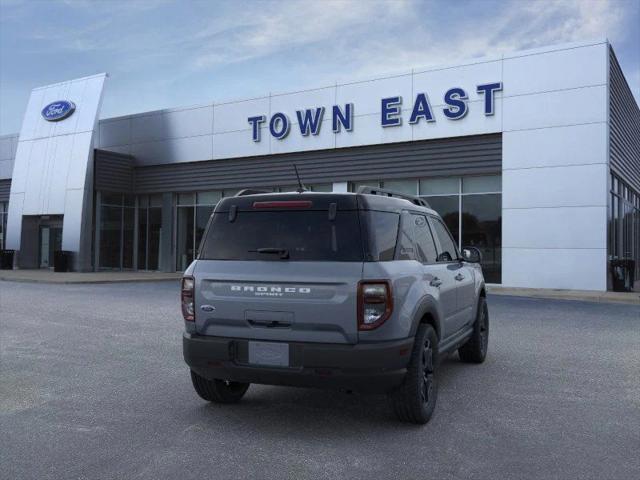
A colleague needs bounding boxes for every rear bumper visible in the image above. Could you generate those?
[183,333,414,393]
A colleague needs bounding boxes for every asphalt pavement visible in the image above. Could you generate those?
[1,281,638,480]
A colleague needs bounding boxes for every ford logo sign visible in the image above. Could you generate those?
[41,100,76,122]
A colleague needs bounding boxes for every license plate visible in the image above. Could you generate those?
[248,341,289,367]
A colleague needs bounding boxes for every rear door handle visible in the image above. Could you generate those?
[455,273,465,281]
[430,277,442,287]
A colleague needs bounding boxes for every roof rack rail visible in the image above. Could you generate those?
[356,186,431,208]
[235,188,273,197]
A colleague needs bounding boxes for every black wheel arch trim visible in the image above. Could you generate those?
[409,295,442,340]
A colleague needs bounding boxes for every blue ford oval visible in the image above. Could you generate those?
[41,100,76,122]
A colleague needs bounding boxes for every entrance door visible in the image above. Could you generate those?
[39,225,62,268]
[40,226,50,268]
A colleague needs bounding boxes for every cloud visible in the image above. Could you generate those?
[188,0,411,70]
[327,0,628,79]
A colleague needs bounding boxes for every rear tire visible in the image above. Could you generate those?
[458,296,489,363]
[388,324,438,424]
[190,370,250,403]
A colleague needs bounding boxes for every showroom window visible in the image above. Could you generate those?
[176,191,222,271]
[137,195,163,271]
[349,176,502,283]
[0,202,7,250]
[99,193,135,270]
[609,173,640,290]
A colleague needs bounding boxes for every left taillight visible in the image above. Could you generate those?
[181,276,195,321]
[357,280,393,330]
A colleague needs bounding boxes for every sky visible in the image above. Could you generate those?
[0,0,638,135]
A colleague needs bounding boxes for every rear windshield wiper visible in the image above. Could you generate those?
[249,247,290,259]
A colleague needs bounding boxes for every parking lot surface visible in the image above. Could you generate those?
[1,281,639,480]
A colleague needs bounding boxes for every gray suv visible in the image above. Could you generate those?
[181,187,489,424]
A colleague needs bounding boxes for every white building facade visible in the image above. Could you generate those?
[0,40,638,291]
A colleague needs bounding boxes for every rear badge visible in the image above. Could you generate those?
[230,285,311,297]
[200,305,215,312]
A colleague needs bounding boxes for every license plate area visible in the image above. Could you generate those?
[248,341,289,367]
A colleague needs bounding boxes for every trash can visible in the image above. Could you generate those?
[53,250,72,272]
[611,259,635,292]
[0,250,14,270]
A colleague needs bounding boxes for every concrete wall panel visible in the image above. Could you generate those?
[502,247,607,291]
[503,123,607,170]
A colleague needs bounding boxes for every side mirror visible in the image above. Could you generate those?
[437,252,453,262]
[461,246,482,263]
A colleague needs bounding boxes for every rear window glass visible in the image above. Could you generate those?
[199,210,364,261]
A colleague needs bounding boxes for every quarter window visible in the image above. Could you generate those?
[412,214,438,263]
[396,212,416,261]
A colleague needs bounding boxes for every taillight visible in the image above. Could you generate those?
[181,276,195,322]
[357,280,393,330]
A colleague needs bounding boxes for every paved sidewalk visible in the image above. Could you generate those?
[2,269,638,305]
[488,285,640,305]
[0,269,182,284]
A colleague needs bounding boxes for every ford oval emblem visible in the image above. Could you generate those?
[41,100,76,122]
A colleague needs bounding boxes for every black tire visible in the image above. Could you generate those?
[190,370,250,404]
[387,324,438,424]
[458,296,489,363]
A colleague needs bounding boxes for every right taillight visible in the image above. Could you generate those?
[357,280,393,330]
[181,276,195,322]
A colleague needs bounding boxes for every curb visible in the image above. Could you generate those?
[0,277,182,285]
[487,288,640,306]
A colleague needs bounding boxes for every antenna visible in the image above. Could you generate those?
[293,164,307,193]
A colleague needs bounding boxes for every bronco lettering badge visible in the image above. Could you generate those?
[230,285,311,297]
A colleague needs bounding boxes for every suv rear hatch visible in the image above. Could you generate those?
[193,194,363,344]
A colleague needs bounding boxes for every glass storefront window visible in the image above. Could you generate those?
[99,204,123,269]
[462,175,501,194]
[608,173,639,290]
[0,202,8,250]
[138,204,147,269]
[176,206,195,271]
[150,194,163,207]
[197,191,222,204]
[420,177,459,195]
[123,207,135,269]
[350,180,381,191]
[381,179,418,195]
[136,198,163,271]
[147,207,162,270]
[102,193,124,206]
[278,184,333,192]
[462,194,502,283]
[423,196,460,243]
[98,193,135,270]
[176,189,223,270]
[310,184,332,192]
[178,193,195,205]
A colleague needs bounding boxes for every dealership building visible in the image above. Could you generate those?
[0,39,638,291]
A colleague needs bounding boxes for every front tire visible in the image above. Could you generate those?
[458,296,489,363]
[388,324,438,424]
[190,370,250,403]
